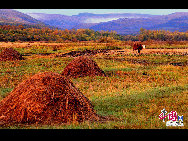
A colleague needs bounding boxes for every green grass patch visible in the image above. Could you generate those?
[92,85,188,116]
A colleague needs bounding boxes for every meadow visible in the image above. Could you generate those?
[0,41,187,129]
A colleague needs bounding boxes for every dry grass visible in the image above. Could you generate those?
[0,41,187,129]
[0,72,103,126]
[105,49,188,56]
[61,56,106,78]
[0,48,24,61]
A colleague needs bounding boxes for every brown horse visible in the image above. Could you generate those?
[133,43,145,54]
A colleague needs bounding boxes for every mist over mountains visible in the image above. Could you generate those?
[27,11,188,34]
[27,12,155,34]
[0,9,188,35]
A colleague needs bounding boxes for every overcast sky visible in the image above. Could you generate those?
[15,9,188,16]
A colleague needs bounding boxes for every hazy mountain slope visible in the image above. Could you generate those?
[27,13,79,29]
[0,9,44,26]
[90,12,188,34]
[149,15,188,32]
[27,12,154,30]
[90,18,156,34]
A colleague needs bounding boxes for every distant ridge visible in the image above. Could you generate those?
[27,12,188,34]
[89,12,188,34]
[27,12,154,32]
[0,9,47,28]
[1,10,188,34]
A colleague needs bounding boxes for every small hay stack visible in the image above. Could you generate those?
[0,48,23,61]
[61,56,106,78]
[0,72,102,125]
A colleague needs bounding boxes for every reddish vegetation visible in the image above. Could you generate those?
[0,48,23,61]
[133,43,144,54]
[61,56,106,78]
[0,72,103,125]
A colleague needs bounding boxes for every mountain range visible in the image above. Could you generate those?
[27,12,155,34]
[0,9,188,35]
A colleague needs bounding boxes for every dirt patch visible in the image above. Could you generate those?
[61,56,106,78]
[102,57,151,65]
[169,62,188,66]
[109,49,188,56]
[0,72,104,125]
[0,48,24,61]
[102,57,188,66]
[56,49,110,57]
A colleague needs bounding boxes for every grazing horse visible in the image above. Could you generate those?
[133,43,145,54]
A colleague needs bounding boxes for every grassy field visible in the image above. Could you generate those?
[0,41,187,129]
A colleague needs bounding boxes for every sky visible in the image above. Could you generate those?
[15,9,188,16]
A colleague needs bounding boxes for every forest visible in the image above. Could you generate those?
[0,25,188,42]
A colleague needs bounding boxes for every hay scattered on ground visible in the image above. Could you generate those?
[0,72,103,125]
[0,48,23,61]
[61,56,106,78]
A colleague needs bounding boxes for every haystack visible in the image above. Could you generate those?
[0,72,102,125]
[0,48,23,61]
[61,56,106,78]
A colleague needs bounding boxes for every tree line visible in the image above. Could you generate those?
[0,25,123,42]
[0,25,188,42]
[123,28,188,41]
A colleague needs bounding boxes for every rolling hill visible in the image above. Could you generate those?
[149,15,188,32]
[89,12,188,34]
[0,9,46,27]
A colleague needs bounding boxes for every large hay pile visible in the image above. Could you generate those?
[61,56,106,78]
[0,72,102,125]
[0,48,23,61]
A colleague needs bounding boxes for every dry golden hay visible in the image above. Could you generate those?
[0,72,103,125]
[61,56,106,78]
[0,48,24,61]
